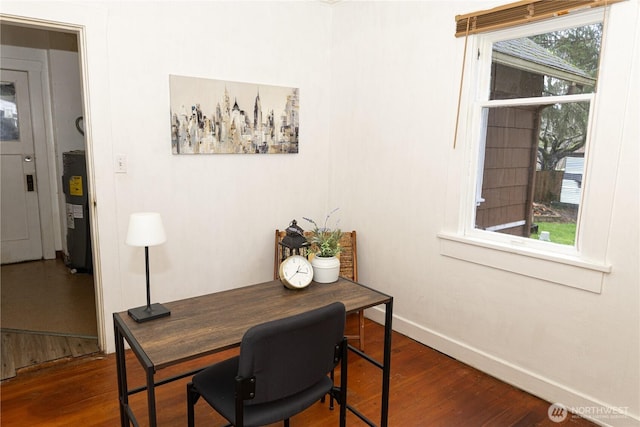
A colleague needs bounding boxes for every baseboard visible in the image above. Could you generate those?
[365,307,639,427]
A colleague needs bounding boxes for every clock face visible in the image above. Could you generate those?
[279,255,314,289]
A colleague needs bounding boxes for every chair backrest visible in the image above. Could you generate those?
[237,302,346,405]
[274,230,358,281]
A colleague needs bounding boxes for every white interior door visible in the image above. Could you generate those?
[1,68,43,263]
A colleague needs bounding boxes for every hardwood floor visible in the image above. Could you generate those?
[1,329,99,380]
[0,319,595,426]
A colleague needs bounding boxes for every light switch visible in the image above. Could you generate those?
[115,154,127,173]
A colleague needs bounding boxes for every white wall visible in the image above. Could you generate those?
[103,1,335,311]
[330,1,639,426]
[49,48,85,251]
[2,1,638,425]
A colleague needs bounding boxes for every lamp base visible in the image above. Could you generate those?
[128,303,171,323]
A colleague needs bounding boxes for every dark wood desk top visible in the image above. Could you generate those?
[115,278,391,369]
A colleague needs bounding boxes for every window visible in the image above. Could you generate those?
[474,22,602,248]
[471,16,604,254]
[439,8,620,293]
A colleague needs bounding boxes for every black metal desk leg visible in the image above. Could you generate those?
[114,317,128,427]
[147,367,158,426]
[381,299,393,427]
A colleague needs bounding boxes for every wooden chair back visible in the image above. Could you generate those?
[274,230,357,281]
[273,229,363,351]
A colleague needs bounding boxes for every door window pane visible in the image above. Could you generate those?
[0,82,19,141]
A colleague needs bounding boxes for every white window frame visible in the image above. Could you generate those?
[439,9,615,293]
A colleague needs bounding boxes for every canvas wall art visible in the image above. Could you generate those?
[169,75,299,154]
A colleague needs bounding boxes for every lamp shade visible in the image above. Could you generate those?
[126,212,167,247]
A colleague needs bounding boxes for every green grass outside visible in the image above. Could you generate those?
[530,222,577,245]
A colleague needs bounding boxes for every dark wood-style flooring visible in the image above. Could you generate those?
[1,329,100,380]
[0,319,595,426]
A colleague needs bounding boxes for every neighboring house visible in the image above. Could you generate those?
[560,146,585,205]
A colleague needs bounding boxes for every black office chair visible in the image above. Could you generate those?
[187,302,348,427]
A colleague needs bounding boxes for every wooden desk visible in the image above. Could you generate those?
[114,277,393,426]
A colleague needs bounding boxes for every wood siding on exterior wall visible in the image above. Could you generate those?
[476,105,538,235]
[475,63,542,236]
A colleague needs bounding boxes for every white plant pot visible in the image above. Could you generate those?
[311,256,340,283]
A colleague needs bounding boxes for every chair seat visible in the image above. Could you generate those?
[193,356,334,427]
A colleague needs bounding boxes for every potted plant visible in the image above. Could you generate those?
[303,209,342,283]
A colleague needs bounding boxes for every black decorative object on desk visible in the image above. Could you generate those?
[278,219,309,263]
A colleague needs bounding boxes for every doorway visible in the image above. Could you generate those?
[0,22,100,379]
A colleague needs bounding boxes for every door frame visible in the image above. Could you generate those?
[1,16,104,351]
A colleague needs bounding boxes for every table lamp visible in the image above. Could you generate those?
[126,212,170,322]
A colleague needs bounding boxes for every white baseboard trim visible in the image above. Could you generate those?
[365,307,639,427]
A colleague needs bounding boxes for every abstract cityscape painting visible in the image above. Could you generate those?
[169,75,299,154]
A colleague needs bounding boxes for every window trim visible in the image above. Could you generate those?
[442,9,614,293]
[438,231,610,293]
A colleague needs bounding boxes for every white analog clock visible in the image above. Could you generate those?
[279,255,314,289]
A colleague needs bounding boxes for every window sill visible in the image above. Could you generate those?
[437,232,611,293]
